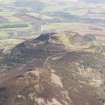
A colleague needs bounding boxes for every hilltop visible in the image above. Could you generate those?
[0,31,105,105]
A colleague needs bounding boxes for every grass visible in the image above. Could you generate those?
[42,23,72,32]
[55,32,74,49]
[5,16,21,22]
[52,32,94,51]
[40,3,64,13]
[0,0,15,4]
[0,31,9,39]
[0,23,32,30]
[27,12,53,20]
[0,23,29,29]
[0,12,15,16]
[0,39,24,53]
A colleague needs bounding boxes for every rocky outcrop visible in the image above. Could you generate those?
[0,68,72,105]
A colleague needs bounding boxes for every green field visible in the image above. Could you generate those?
[0,39,24,53]
[0,23,29,29]
[0,11,15,16]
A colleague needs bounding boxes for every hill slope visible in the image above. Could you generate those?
[0,31,105,105]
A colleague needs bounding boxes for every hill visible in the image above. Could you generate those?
[0,31,105,105]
